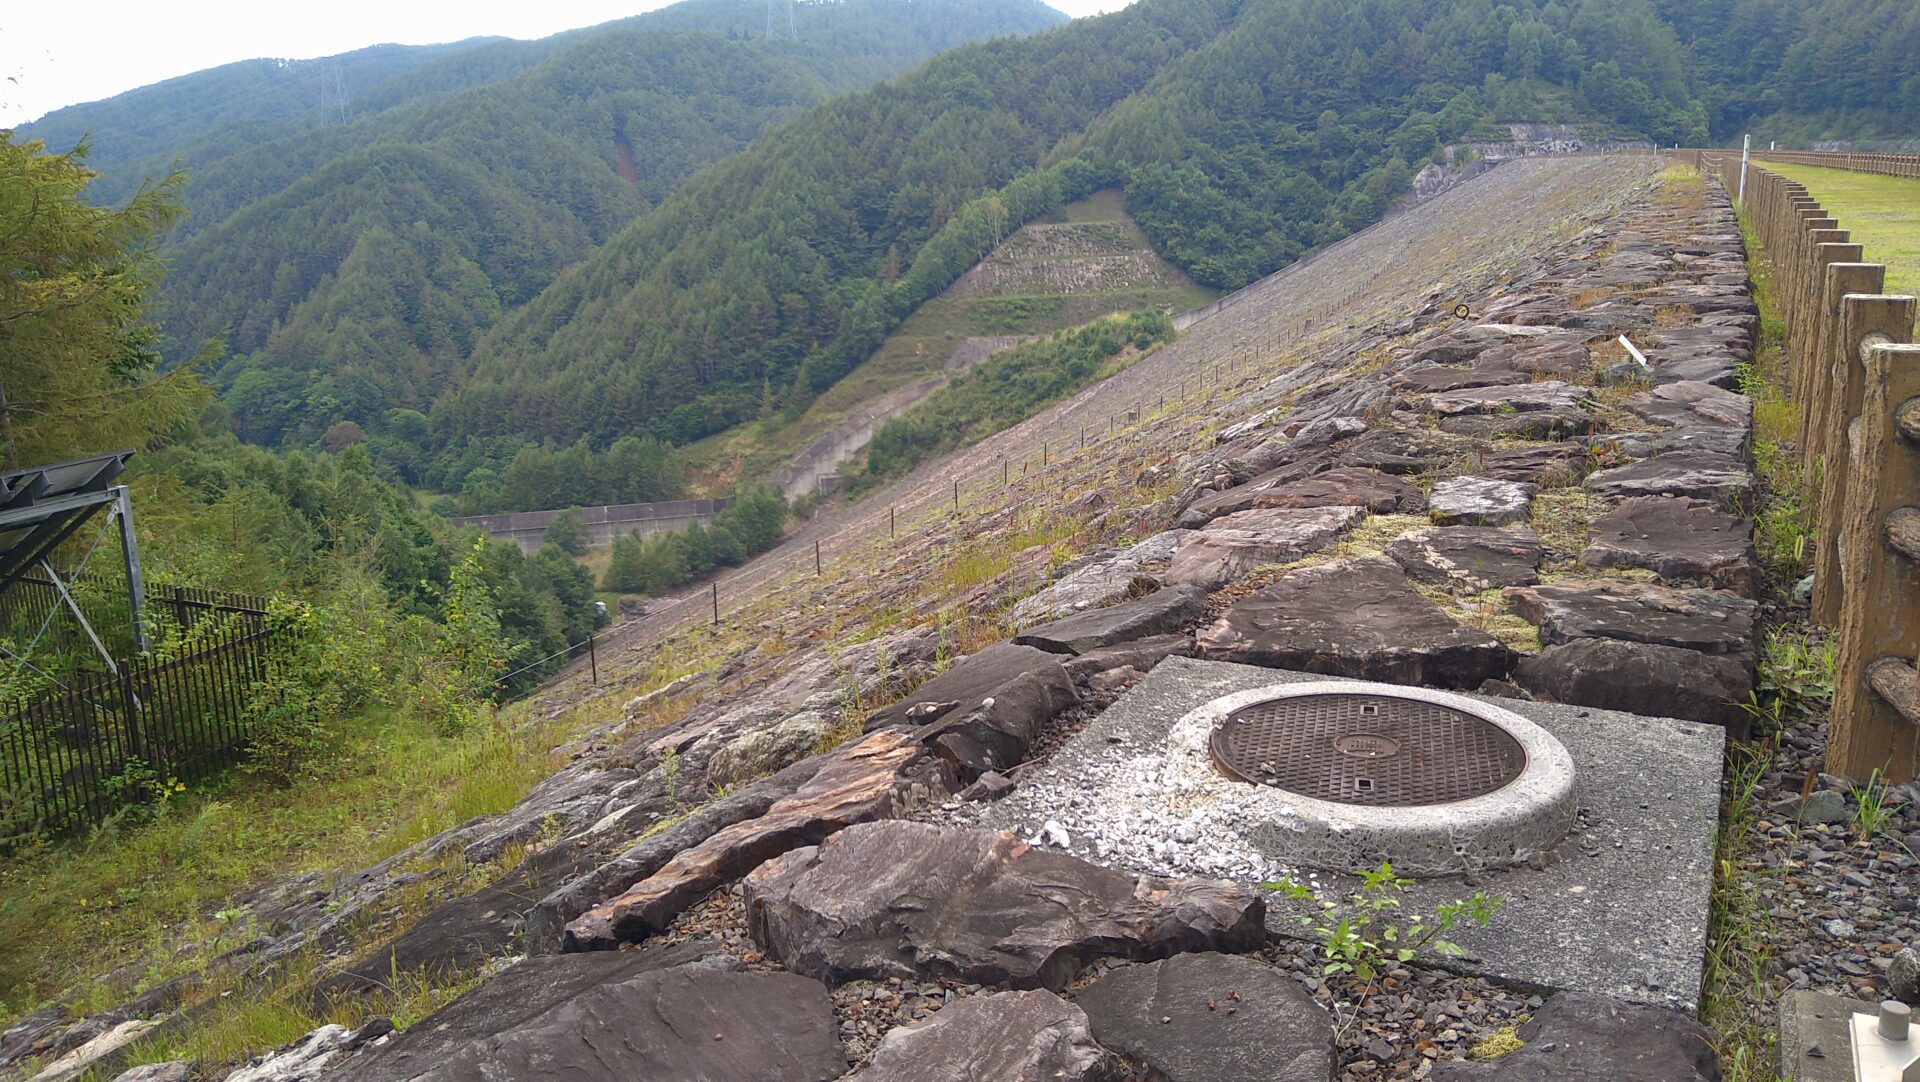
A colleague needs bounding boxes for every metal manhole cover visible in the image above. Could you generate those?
[1210,691,1526,807]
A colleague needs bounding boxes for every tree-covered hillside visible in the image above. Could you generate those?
[13,39,514,210]
[436,0,1733,451]
[1651,0,1920,143]
[17,0,1066,456]
[23,0,1912,508]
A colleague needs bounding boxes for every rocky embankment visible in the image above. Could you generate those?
[5,156,1753,1082]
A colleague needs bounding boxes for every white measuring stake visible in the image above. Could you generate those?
[1617,334,1651,371]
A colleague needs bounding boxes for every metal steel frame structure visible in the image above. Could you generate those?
[0,451,147,680]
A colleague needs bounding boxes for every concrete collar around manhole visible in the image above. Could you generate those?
[1173,681,1578,876]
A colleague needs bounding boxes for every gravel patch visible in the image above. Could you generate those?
[1744,712,1920,1002]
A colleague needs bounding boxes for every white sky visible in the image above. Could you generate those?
[2,0,1110,128]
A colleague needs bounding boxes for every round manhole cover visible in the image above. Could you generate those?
[1210,691,1526,807]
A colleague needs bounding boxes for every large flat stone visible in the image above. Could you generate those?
[1334,427,1473,474]
[1195,557,1511,689]
[1649,351,1741,389]
[1438,409,1595,440]
[1009,533,1186,624]
[865,642,1068,731]
[1430,381,1589,415]
[1513,638,1753,731]
[742,820,1265,991]
[1014,585,1207,655]
[1502,579,1755,656]
[524,760,826,954]
[1580,496,1754,595]
[1430,990,1719,1081]
[562,730,951,948]
[1074,953,1334,1082]
[959,658,1725,1009]
[1584,452,1749,506]
[1403,325,1514,365]
[916,661,1080,778]
[1164,506,1362,591]
[337,957,846,1082]
[1477,445,1580,486]
[1428,476,1538,527]
[1397,363,1525,393]
[1387,526,1542,594]
[1623,379,1752,429]
[323,941,736,1081]
[847,990,1118,1082]
[1061,634,1194,682]
[1252,467,1427,513]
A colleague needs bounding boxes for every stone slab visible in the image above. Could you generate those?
[1430,989,1719,1080]
[1388,526,1542,594]
[743,820,1265,991]
[847,990,1118,1082]
[1074,952,1334,1082]
[1579,496,1754,595]
[1195,557,1511,689]
[955,657,1723,1011]
[1584,452,1749,507]
[1428,477,1537,528]
[1013,585,1207,655]
[325,941,735,1082]
[1164,506,1362,591]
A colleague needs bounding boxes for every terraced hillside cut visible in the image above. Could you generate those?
[684,190,1212,496]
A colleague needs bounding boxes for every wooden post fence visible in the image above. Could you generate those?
[1690,148,1920,780]
[1754,149,1920,181]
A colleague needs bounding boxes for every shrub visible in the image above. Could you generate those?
[543,507,589,555]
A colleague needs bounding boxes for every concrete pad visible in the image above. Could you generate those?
[954,657,1723,1011]
[1777,990,1876,1082]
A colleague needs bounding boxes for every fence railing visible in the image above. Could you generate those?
[1,609,278,844]
[1688,149,1920,780]
[1754,149,1920,180]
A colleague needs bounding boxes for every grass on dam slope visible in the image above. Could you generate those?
[1757,161,1920,296]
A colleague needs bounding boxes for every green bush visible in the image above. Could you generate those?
[601,489,787,595]
[860,310,1172,485]
[243,576,405,783]
[543,507,589,555]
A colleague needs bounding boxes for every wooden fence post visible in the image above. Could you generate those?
[1811,287,1906,624]
[1828,341,1920,781]
[1797,255,1872,484]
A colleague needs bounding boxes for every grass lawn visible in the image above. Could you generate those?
[1757,161,1920,296]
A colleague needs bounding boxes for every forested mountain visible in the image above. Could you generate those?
[17,0,1066,455]
[1650,0,1920,143]
[21,0,1911,514]
[440,0,1914,461]
[436,0,1711,450]
[14,39,514,211]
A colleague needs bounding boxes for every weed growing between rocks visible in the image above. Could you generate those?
[1739,627,1835,736]
[1263,862,1502,984]
[1850,769,1905,842]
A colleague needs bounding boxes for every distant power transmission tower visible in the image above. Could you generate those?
[318,58,349,125]
[765,0,796,41]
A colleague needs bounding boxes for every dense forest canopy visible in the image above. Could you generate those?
[13,0,1913,516]
[0,134,607,718]
[16,0,1066,493]
[434,0,1731,452]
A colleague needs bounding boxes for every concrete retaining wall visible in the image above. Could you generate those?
[453,498,729,554]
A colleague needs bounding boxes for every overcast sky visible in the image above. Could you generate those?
[2,0,1112,128]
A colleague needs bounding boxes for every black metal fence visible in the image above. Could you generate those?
[1,596,277,845]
